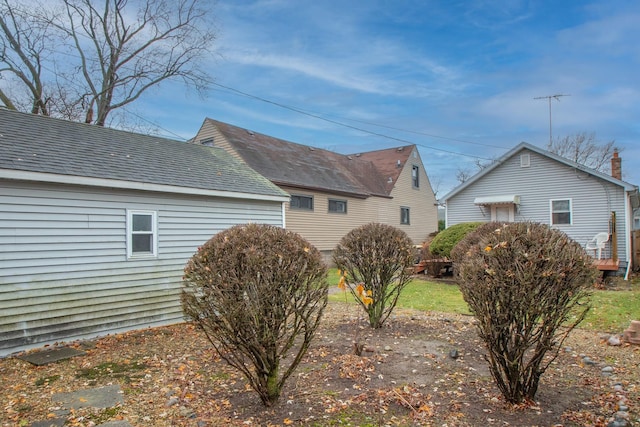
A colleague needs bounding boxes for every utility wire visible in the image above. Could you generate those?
[211,82,494,160]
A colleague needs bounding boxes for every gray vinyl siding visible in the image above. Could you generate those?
[0,180,283,356]
[446,149,629,260]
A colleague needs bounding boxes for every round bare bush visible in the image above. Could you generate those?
[333,222,414,328]
[181,223,328,406]
[452,221,597,404]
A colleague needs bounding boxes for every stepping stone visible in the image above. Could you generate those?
[17,347,86,366]
[97,421,133,427]
[30,419,66,427]
[52,385,123,409]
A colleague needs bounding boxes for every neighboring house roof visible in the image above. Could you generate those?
[441,142,639,201]
[355,145,415,194]
[0,109,288,201]
[206,118,407,198]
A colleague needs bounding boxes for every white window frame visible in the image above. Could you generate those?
[550,199,572,225]
[328,198,347,214]
[127,210,158,259]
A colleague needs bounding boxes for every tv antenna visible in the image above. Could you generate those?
[534,94,570,144]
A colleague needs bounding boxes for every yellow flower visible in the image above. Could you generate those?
[361,295,373,307]
[484,245,492,252]
[337,275,346,291]
[355,283,365,296]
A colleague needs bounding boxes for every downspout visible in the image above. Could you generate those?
[282,202,287,229]
[624,188,639,280]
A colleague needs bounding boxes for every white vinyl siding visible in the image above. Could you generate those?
[0,180,284,356]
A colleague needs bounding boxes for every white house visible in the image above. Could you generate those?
[441,142,639,277]
[0,110,289,356]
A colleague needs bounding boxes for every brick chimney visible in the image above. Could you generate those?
[611,149,622,180]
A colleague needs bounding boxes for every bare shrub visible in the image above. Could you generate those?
[451,222,597,404]
[333,223,414,328]
[181,224,328,406]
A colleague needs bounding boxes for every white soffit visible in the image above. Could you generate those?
[474,195,521,205]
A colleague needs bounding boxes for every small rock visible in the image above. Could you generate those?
[608,419,628,427]
[613,384,624,392]
[583,356,596,366]
[614,411,630,420]
[449,349,459,359]
[384,345,392,351]
[618,405,629,412]
[564,346,573,353]
[608,335,622,346]
[165,397,179,407]
[602,366,614,374]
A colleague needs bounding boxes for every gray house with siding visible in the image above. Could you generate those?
[441,142,639,276]
[0,109,289,356]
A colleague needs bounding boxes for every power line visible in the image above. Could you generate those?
[211,82,495,160]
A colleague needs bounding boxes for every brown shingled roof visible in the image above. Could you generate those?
[208,119,399,198]
[355,146,414,194]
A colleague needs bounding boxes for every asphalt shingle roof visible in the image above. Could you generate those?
[0,109,287,198]
[207,118,413,198]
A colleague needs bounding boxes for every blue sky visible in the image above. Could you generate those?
[138,0,640,197]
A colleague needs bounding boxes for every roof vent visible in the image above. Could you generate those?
[355,153,361,157]
[347,156,353,160]
[396,160,402,168]
[246,129,255,136]
[397,147,404,152]
[388,177,393,183]
[200,137,214,147]
[309,147,315,151]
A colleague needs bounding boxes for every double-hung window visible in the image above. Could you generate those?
[127,210,157,258]
[550,199,571,225]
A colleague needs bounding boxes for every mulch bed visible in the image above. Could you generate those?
[1,302,638,426]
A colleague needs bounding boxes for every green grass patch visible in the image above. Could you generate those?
[76,361,147,380]
[327,269,640,332]
[583,285,640,332]
[35,374,60,387]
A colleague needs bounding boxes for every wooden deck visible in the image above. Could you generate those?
[593,258,620,271]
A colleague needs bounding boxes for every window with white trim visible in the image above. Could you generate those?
[550,199,571,225]
[400,207,410,225]
[127,210,157,258]
[328,199,347,213]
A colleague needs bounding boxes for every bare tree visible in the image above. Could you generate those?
[0,0,217,126]
[455,158,496,184]
[0,0,57,114]
[547,132,619,174]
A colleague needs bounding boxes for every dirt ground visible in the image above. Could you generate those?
[2,301,639,427]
